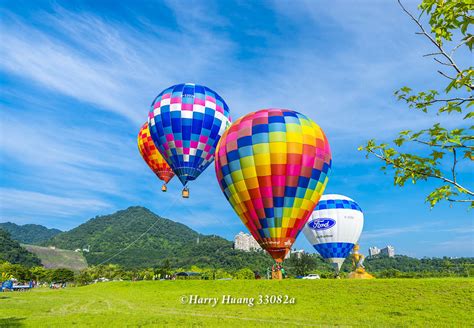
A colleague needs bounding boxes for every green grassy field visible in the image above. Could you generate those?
[1,278,472,327]
[22,245,88,272]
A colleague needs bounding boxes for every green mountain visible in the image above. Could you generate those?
[45,206,273,271]
[0,229,42,267]
[0,222,61,244]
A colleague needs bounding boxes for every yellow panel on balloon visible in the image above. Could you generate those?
[235,180,248,193]
[269,228,278,238]
[269,141,287,154]
[269,132,286,142]
[253,154,270,165]
[286,132,303,143]
[242,167,257,179]
[240,156,255,169]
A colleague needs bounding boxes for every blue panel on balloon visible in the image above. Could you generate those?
[313,242,355,259]
[315,199,362,212]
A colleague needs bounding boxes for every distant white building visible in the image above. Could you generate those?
[369,245,395,258]
[380,245,395,258]
[369,247,381,257]
[285,249,305,259]
[74,245,90,253]
[234,232,260,251]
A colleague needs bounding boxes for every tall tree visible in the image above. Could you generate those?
[287,253,316,276]
[359,0,473,208]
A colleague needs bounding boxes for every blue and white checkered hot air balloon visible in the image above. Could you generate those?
[303,194,364,275]
[148,83,231,197]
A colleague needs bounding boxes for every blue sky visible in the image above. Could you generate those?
[1,0,472,258]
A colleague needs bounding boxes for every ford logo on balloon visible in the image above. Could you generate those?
[308,218,336,231]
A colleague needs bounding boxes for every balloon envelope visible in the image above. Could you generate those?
[303,194,364,272]
[215,109,332,262]
[138,122,175,184]
[148,83,231,186]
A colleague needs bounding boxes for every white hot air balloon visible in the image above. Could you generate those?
[303,194,364,275]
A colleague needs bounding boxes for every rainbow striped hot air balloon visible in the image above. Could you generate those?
[148,83,231,197]
[215,109,332,262]
[138,122,175,191]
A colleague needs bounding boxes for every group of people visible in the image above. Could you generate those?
[267,264,287,280]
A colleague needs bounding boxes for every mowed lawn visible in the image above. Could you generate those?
[0,279,472,327]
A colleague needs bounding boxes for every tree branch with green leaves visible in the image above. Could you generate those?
[359,0,473,208]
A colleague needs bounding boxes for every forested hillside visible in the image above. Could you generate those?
[45,206,273,271]
[0,229,41,267]
[6,206,470,275]
[285,252,474,277]
[0,222,61,244]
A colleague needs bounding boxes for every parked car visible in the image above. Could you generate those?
[302,274,320,280]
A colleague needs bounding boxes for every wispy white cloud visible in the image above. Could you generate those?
[361,220,474,247]
[249,1,468,138]
[362,225,425,240]
[0,7,234,125]
[0,188,111,219]
[361,221,446,240]
[0,4,237,227]
[0,109,141,197]
[0,24,138,123]
[162,0,229,30]
[442,227,474,234]
[433,235,474,255]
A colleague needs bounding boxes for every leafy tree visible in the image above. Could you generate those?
[137,268,155,280]
[1,271,13,282]
[96,264,127,280]
[48,268,75,283]
[0,262,31,281]
[77,264,129,282]
[378,269,402,278]
[233,268,254,279]
[200,268,217,280]
[214,269,233,279]
[156,259,172,278]
[287,253,318,276]
[30,266,48,282]
[364,255,474,277]
[359,0,473,208]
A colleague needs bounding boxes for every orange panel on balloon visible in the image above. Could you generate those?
[138,122,175,184]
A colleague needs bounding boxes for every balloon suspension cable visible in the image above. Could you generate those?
[97,197,180,266]
[178,192,281,280]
